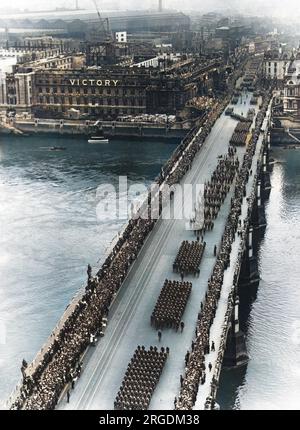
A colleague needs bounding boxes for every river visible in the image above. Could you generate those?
[217,146,300,410]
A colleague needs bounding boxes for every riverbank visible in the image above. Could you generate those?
[271,127,300,145]
[0,118,190,141]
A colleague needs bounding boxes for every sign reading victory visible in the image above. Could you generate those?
[69,79,119,87]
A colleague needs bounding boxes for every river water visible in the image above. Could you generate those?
[1,134,299,409]
[217,146,300,410]
[0,135,175,405]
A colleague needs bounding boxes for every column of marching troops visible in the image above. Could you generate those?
[114,346,168,410]
[113,99,241,410]
[188,148,239,238]
[116,143,242,410]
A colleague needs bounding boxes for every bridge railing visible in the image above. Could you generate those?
[205,184,258,410]
[205,96,272,409]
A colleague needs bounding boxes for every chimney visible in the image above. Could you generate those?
[158,0,163,13]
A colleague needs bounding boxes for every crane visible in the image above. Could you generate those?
[92,0,111,42]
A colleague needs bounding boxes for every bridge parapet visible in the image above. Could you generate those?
[204,95,273,409]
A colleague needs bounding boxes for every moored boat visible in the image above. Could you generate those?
[88,135,109,144]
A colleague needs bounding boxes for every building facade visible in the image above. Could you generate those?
[31,68,149,118]
[283,56,300,115]
[0,54,85,110]
[263,52,289,81]
[0,58,225,119]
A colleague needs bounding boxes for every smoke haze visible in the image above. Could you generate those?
[0,0,299,19]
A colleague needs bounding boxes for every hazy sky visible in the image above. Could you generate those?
[0,0,300,18]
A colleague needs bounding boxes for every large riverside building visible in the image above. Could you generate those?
[0,59,223,119]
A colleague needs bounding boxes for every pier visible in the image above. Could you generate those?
[1,117,190,140]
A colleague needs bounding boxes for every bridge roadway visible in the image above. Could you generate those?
[60,94,259,410]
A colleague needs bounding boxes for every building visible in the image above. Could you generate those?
[131,53,179,69]
[282,54,300,115]
[14,54,85,72]
[0,54,85,110]
[215,25,252,52]
[31,68,149,118]
[0,58,224,120]
[264,57,287,81]
[85,41,129,67]
[115,32,127,43]
[0,10,191,36]
[263,49,291,81]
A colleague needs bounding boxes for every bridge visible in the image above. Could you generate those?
[60,96,271,411]
[7,64,273,411]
